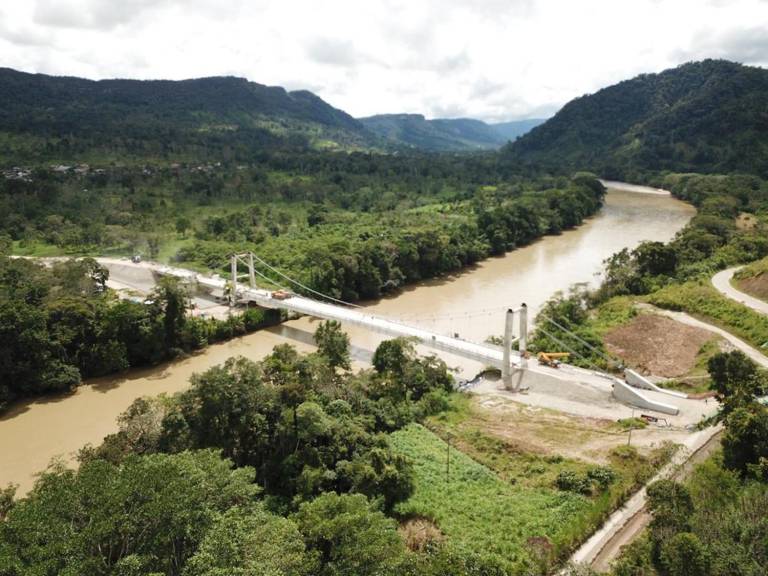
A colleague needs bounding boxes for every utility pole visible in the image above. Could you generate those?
[446,436,451,483]
[627,408,635,446]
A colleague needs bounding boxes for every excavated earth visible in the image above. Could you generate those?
[604,313,714,378]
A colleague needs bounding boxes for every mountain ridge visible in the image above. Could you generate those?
[0,67,544,158]
[359,113,545,151]
[503,59,768,177]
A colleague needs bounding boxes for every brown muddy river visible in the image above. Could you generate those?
[0,185,695,494]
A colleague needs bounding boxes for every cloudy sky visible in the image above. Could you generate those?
[1,0,767,122]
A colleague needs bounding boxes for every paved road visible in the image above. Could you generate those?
[568,424,722,571]
[587,427,723,572]
[712,266,768,315]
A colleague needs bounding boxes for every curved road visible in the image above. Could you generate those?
[712,266,768,315]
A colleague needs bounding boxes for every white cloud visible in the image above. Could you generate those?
[0,0,766,121]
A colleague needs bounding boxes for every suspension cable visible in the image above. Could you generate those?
[539,314,620,366]
[536,327,603,372]
[250,252,363,308]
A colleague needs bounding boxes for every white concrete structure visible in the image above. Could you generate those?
[625,368,688,400]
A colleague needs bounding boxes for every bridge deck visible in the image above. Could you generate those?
[149,262,516,368]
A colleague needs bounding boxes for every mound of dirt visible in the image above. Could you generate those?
[735,274,768,302]
[604,314,713,378]
[399,517,444,551]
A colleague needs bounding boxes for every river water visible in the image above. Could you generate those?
[0,185,695,494]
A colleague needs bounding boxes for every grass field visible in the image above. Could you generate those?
[389,394,680,573]
[389,423,592,574]
[647,280,768,350]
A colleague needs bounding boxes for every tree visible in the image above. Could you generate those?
[164,357,280,470]
[336,445,414,511]
[647,480,694,534]
[147,235,160,260]
[721,402,768,478]
[175,216,192,237]
[646,478,694,561]
[292,492,406,576]
[634,241,677,276]
[184,505,317,576]
[0,450,259,576]
[307,203,328,227]
[314,320,351,371]
[151,277,189,352]
[708,351,764,415]
[660,532,710,576]
[0,484,15,521]
[0,234,12,256]
[372,338,413,379]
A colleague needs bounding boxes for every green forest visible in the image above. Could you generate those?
[0,155,604,409]
[505,60,768,179]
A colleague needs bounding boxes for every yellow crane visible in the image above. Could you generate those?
[537,352,570,368]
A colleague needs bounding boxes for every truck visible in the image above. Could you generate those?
[271,290,292,300]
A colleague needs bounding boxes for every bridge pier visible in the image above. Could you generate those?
[519,303,528,368]
[230,254,238,308]
[502,308,514,384]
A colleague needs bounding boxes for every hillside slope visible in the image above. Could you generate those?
[360,113,507,151]
[0,68,377,160]
[504,60,768,177]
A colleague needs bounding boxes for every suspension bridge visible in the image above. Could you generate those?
[98,253,687,416]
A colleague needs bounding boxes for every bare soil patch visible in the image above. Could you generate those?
[455,397,687,466]
[604,314,714,378]
[736,212,758,231]
[735,274,768,302]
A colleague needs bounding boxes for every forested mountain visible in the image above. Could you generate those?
[490,118,546,141]
[359,113,508,151]
[0,67,379,160]
[504,60,768,178]
[0,68,548,159]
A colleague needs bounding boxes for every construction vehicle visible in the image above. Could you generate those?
[537,352,570,368]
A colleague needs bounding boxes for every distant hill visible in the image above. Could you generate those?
[490,118,546,141]
[360,114,508,151]
[0,68,378,161]
[0,67,552,161]
[503,60,768,177]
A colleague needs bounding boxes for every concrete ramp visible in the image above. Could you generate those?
[102,262,158,294]
[625,369,688,399]
[612,378,680,415]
